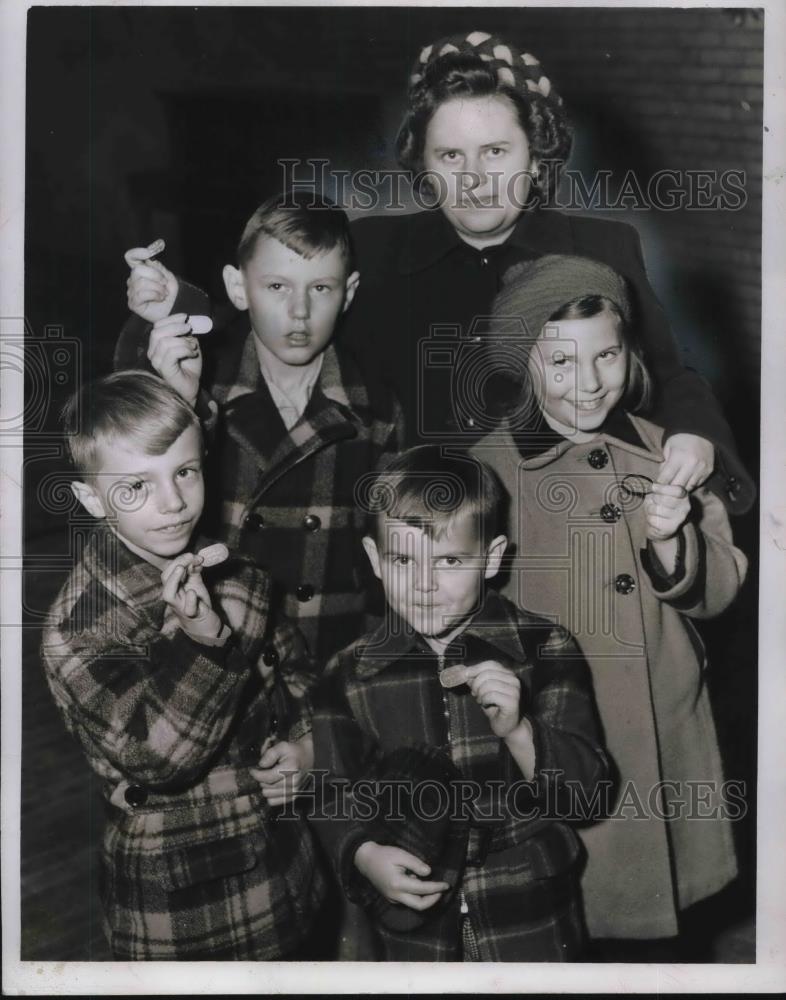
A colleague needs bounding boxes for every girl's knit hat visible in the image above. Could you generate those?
[492,254,632,348]
[408,29,557,103]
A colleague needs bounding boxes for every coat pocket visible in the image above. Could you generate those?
[161,833,258,891]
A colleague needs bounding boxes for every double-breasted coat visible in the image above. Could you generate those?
[41,525,325,959]
[472,413,747,939]
[116,304,403,664]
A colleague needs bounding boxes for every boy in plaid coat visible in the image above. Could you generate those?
[310,446,610,961]
[41,372,325,960]
[115,194,403,663]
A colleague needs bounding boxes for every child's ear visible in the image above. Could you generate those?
[483,534,508,580]
[222,264,249,311]
[71,480,107,519]
[361,534,382,580]
[341,270,360,313]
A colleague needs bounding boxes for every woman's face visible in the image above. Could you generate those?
[422,95,535,247]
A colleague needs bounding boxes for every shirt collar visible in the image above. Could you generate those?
[397,205,576,275]
[354,589,527,679]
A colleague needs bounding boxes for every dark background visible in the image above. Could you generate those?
[22,5,761,960]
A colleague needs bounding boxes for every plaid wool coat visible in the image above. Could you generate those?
[116,297,403,665]
[310,590,610,962]
[41,524,326,959]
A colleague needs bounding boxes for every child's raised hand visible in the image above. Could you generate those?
[461,661,522,738]
[353,842,450,911]
[644,481,691,541]
[250,735,313,807]
[125,239,179,323]
[657,433,714,493]
[147,313,207,407]
[161,552,222,640]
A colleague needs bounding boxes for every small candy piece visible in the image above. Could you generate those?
[439,664,468,688]
[187,314,213,335]
[145,238,165,258]
[197,542,229,568]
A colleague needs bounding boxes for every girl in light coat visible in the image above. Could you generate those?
[471,254,748,957]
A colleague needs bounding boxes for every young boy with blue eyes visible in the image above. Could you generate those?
[310,445,610,961]
[41,371,325,960]
[116,193,403,665]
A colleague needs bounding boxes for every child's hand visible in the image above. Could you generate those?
[353,842,450,911]
[147,313,205,407]
[658,433,714,493]
[125,239,179,323]
[644,482,691,541]
[461,661,522,739]
[250,735,313,807]
[161,552,222,640]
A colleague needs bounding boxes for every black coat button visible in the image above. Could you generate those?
[600,503,622,523]
[262,645,279,667]
[244,512,265,531]
[124,784,148,807]
[303,514,321,532]
[245,741,261,764]
[296,584,314,602]
[588,448,609,469]
[269,711,279,733]
[615,573,636,595]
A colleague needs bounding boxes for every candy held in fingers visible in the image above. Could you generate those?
[440,664,468,688]
[145,238,165,258]
[197,542,229,567]
[186,314,213,335]
[125,238,166,267]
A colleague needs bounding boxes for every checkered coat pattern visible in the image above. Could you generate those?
[41,524,326,959]
[311,590,610,961]
[115,300,404,665]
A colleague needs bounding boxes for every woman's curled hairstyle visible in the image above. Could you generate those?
[396,31,573,205]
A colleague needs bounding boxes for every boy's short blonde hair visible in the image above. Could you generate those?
[62,370,201,477]
[236,191,355,271]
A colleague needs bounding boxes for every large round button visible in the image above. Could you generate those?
[124,784,148,808]
[303,514,321,532]
[614,573,636,595]
[296,584,314,602]
[244,512,265,531]
[587,448,609,469]
[262,645,279,667]
[600,503,622,523]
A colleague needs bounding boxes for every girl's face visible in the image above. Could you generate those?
[422,95,535,247]
[527,310,629,441]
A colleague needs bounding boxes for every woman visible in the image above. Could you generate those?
[340,30,753,514]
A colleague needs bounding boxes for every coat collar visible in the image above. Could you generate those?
[79,521,170,631]
[397,206,576,275]
[353,590,528,680]
[221,333,370,481]
[480,412,665,471]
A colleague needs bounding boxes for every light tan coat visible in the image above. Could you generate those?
[472,414,747,938]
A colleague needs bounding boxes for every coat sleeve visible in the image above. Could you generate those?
[617,223,755,513]
[639,485,748,618]
[42,619,253,790]
[308,661,381,896]
[518,623,611,812]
